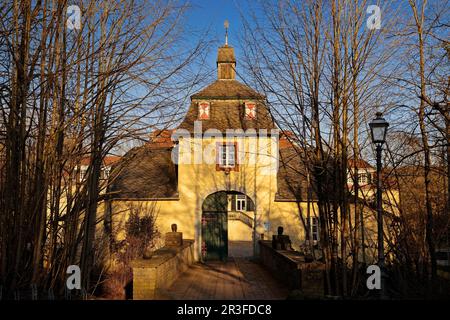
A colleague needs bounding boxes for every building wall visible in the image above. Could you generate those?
[110,135,310,260]
[228,220,253,241]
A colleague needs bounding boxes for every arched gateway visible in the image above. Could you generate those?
[201,191,255,261]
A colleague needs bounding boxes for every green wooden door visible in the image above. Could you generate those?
[202,192,228,261]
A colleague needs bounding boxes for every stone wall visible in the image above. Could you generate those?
[131,240,194,300]
[259,240,325,297]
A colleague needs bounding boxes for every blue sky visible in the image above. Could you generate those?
[186,0,246,43]
[184,0,252,70]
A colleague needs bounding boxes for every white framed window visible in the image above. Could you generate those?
[100,166,111,180]
[308,217,319,243]
[198,101,210,120]
[104,166,111,178]
[358,174,366,184]
[236,194,247,211]
[357,172,371,185]
[218,143,236,168]
[79,167,87,182]
[244,101,257,120]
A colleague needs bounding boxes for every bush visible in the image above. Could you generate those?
[99,203,159,299]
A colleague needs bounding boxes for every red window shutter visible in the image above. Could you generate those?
[245,102,256,120]
[198,101,210,120]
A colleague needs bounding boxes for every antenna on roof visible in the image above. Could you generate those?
[224,20,229,45]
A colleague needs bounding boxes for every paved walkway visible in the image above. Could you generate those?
[228,241,253,258]
[158,258,289,300]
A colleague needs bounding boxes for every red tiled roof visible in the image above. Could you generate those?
[279,138,294,149]
[79,155,121,166]
[148,129,175,149]
[279,131,298,149]
[348,158,374,169]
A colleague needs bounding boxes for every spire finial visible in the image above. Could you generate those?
[224,20,229,45]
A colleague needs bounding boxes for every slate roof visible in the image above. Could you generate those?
[191,80,264,100]
[178,99,275,133]
[217,45,236,63]
[108,144,178,200]
[276,145,317,202]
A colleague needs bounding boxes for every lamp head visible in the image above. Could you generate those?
[369,112,389,145]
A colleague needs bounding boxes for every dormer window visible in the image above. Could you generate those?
[245,102,256,120]
[198,101,210,120]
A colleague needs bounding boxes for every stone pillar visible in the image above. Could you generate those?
[165,223,183,247]
[299,262,326,297]
[131,261,157,300]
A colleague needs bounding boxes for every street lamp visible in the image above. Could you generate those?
[369,112,389,299]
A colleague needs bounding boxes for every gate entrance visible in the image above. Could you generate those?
[201,191,256,261]
[201,191,228,261]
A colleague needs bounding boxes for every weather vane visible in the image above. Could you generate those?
[224,20,229,45]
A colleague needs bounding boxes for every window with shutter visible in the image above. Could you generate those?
[244,102,256,120]
[216,142,239,171]
[198,101,210,120]
[231,195,236,211]
[308,217,320,243]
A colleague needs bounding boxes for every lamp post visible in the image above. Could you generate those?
[369,112,389,299]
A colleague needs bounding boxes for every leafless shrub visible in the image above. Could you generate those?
[98,203,159,299]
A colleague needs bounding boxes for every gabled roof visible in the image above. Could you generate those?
[348,158,374,170]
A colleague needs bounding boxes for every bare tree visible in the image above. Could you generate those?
[0,0,209,295]
[239,0,414,296]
